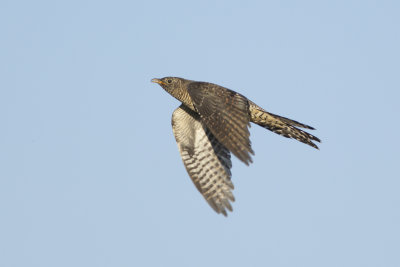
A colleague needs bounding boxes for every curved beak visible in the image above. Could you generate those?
[151,78,165,85]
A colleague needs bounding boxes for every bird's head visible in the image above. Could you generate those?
[151,77,182,93]
[151,76,195,108]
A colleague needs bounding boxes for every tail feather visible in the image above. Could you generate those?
[268,112,315,130]
[249,103,321,149]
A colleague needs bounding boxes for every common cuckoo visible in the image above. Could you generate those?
[152,77,320,216]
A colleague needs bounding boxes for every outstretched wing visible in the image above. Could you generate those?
[187,82,254,165]
[172,105,235,216]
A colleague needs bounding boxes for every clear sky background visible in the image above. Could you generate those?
[1,1,399,266]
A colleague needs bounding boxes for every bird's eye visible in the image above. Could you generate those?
[167,79,172,84]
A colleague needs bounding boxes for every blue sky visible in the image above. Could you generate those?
[1,0,399,266]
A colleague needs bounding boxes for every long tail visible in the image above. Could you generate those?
[249,102,321,149]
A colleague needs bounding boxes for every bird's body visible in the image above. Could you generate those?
[152,77,320,216]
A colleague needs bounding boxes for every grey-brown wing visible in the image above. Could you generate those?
[172,105,234,216]
[187,82,254,165]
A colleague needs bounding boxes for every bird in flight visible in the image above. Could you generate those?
[152,77,320,216]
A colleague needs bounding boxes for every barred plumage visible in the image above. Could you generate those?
[172,105,234,216]
[152,77,320,216]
